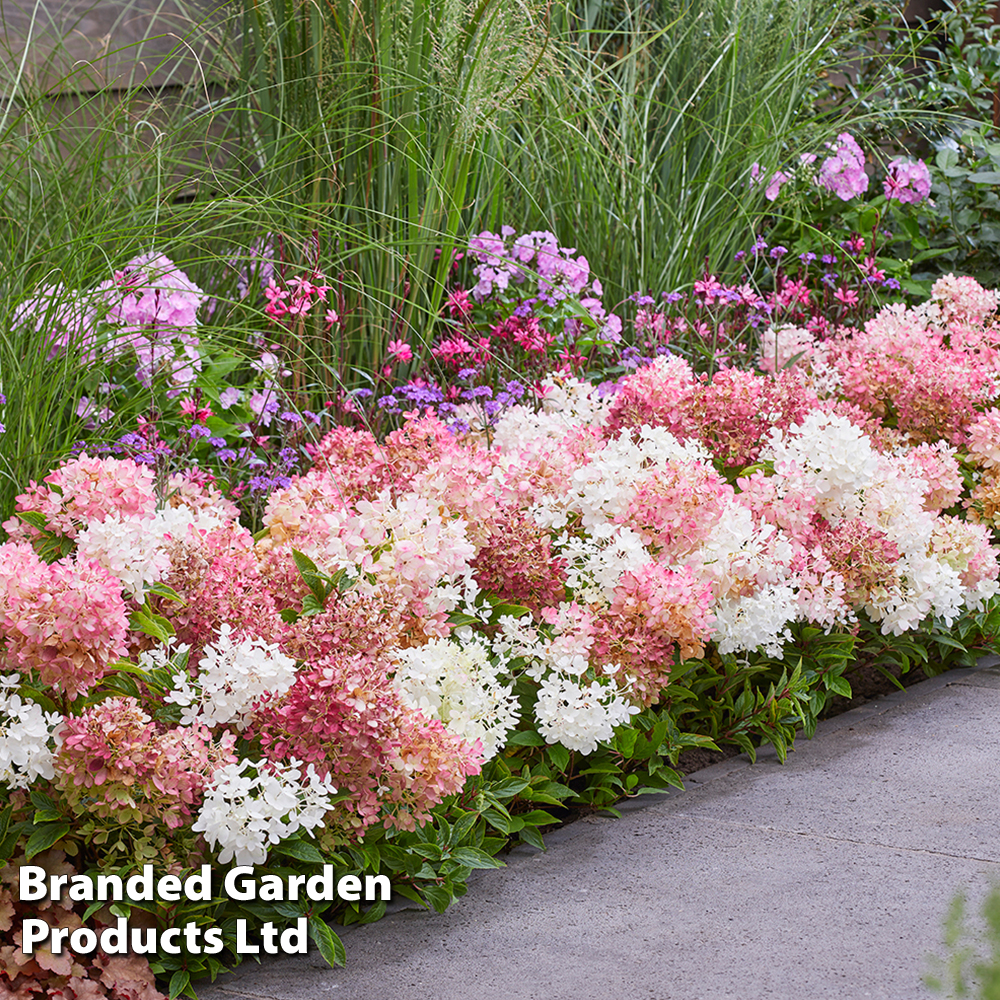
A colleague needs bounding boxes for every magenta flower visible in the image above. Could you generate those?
[388,339,414,363]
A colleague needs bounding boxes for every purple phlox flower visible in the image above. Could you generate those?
[281,411,303,425]
[215,448,238,462]
[76,396,114,426]
[378,395,399,408]
[188,425,212,438]
[116,431,147,450]
[799,252,817,265]
[769,246,788,260]
[620,346,644,370]
[821,254,838,265]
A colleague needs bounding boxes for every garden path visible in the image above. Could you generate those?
[198,660,1000,1000]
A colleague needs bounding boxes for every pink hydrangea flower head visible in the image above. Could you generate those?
[930,273,998,327]
[906,441,963,511]
[967,408,1000,470]
[252,653,481,835]
[603,354,699,438]
[0,544,129,699]
[3,454,157,542]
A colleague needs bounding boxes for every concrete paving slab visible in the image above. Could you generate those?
[194,667,1000,1000]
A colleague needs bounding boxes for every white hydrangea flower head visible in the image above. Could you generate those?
[557,524,651,603]
[392,635,520,760]
[764,412,880,516]
[564,426,712,528]
[193,757,338,867]
[713,584,798,657]
[75,505,223,598]
[857,454,936,550]
[870,549,962,635]
[354,490,476,613]
[0,674,64,788]
[758,323,816,374]
[492,613,546,661]
[692,500,793,600]
[165,624,297,729]
[534,674,639,755]
[492,375,613,458]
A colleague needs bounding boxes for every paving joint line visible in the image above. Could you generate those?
[669,811,1000,865]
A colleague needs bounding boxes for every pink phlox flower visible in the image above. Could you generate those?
[834,287,859,307]
[635,308,668,340]
[76,396,114,427]
[218,386,241,409]
[750,163,793,200]
[104,252,205,334]
[816,133,869,200]
[765,170,792,201]
[883,157,932,204]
